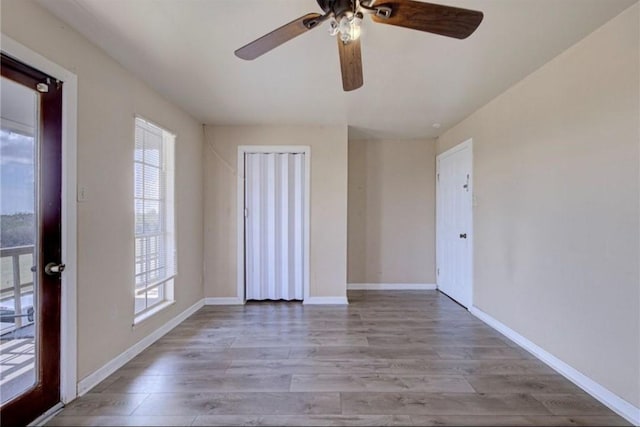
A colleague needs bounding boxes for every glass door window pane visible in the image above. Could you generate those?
[0,76,38,405]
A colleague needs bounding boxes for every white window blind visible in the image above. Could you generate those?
[134,117,176,316]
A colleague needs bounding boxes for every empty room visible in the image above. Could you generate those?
[0,0,638,426]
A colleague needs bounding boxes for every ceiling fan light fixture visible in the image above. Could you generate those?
[350,16,363,40]
[333,15,362,42]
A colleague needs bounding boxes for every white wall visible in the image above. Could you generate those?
[437,4,639,407]
[348,138,436,284]
[204,125,348,300]
[1,0,205,380]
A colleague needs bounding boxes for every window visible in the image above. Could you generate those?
[134,117,175,317]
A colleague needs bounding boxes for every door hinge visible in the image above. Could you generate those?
[244,208,248,218]
[437,268,440,276]
[437,173,440,182]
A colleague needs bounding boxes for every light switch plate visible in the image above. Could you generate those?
[77,186,88,202]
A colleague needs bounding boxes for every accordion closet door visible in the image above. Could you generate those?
[244,152,305,301]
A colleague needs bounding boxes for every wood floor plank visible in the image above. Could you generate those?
[465,375,583,394]
[417,359,555,376]
[410,415,567,426]
[192,414,414,426]
[361,319,482,327]
[435,346,534,360]
[341,392,553,415]
[531,393,620,416]
[215,330,371,339]
[128,347,290,364]
[45,415,196,426]
[115,361,230,376]
[409,415,633,426]
[144,337,236,348]
[366,335,510,348]
[132,392,341,416]
[100,373,292,393]
[185,319,366,329]
[231,336,369,348]
[289,346,440,360]
[291,374,475,393]
[551,416,633,426]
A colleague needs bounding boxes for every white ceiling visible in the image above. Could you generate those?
[38,0,635,139]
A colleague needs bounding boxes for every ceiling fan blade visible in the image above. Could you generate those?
[370,0,483,39]
[337,37,363,92]
[235,13,324,60]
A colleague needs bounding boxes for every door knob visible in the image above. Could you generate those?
[44,262,66,276]
[459,233,467,239]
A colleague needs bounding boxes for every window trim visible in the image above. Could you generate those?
[132,115,176,323]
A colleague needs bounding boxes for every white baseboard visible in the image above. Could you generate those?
[76,298,205,396]
[204,297,245,305]
[469,306,640,426]
[348,283,437,290]
[303,296,349,305]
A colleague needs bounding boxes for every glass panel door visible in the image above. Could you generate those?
[0,53,63,426]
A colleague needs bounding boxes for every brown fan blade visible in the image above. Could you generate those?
[370,0,483,39]
[235,13,324,60]
[337,37,363,92]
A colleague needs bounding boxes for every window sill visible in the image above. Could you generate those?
[133,300,175,326]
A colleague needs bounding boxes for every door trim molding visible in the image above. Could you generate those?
[236,145,311,303]
[438,138,473,159]
[1,35,78,404]
[436,138,474,308]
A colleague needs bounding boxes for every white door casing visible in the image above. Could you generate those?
[436,139,473,308]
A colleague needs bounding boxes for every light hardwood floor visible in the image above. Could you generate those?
[47,291,630,426]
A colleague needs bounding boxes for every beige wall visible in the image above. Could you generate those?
[204,125,348,299]
[2,0,205,380]
[348,139,436,284]
[437,4,639,407]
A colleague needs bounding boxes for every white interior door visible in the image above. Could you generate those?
[245,152,305,300]
[436,140,473,308]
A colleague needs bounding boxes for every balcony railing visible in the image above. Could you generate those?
[0,245,35,333]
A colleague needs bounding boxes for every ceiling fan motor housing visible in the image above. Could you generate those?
[317,0,357,18]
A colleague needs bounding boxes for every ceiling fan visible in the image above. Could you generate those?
[234,0,483,92]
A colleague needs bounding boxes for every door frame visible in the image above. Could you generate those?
[436,138,474,308]
[236,145,311,303]
[1,35,78,405]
